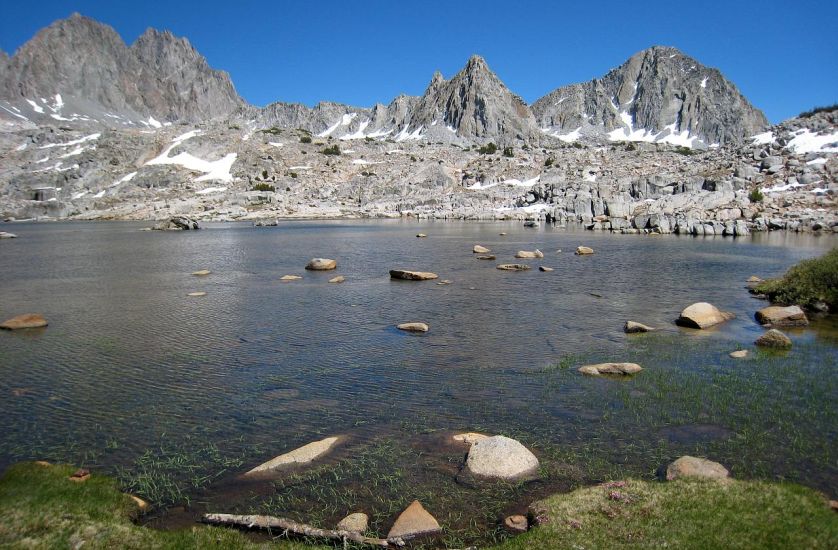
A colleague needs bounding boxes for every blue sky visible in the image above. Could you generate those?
[1,1,835,123]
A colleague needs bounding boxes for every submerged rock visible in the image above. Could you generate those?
[464,435,539,480]
[755,305,808,327]
[452,432,489,445]
[244,436,343,476]
[192,269,211,276]
[676,302,734,329]
[187,292,206,297]
[397,322,429,332]
[473,244,491,253]
[387,500,441,539]
[336,512,368,533]
[496,264,531,271]
[539,266,554,272]
[0,313,48,330]
[0,231,18,238]
[624,321,655,333]
[579,362,643,376]
[729,349,749,358]
[666,456,730,481]
[575,246,594,255]
[755,328,792,349]
[280,275,302,281]
[475,254,496,260]
[305,258,337,271]
[328,275,345,283]
[389,269,438,281]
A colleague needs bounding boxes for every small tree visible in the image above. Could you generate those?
[502,146,514,157]
[478,142,498,155]
[749,188,764,203]
[321,144,341,156]
[300,135,312,144]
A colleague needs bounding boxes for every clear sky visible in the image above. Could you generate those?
[1,0,835,123]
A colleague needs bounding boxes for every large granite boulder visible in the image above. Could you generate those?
[676,302,734,329]
[755,305,808,327]
[464,435,539,480]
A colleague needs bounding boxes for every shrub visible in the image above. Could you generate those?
[251,182,275,192]
[625,142,637,151]
[754,248,838,311]
[260,127,281,135]
[502,146,514,157]
[674,146,695,156]
[321,145,341,156]
[749,188,764,203]
[288,172,298,179]
[261,170,268,179]
[798,104,838,118]
[478,142,498,155]
[300,135,312,144]
[544,158,554,167]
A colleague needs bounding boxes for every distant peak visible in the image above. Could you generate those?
[466,54,488,69]
[431,70,444,84]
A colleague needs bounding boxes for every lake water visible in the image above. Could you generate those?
[1,221,836,544]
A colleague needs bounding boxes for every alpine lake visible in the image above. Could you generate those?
[1,220,836,547]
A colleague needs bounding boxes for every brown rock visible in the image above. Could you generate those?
[504,514,528,534]
[575,246,594,255]
[578,362,643,376]
[387,500,441,539]
[128,494,150,510]
[473,244,491,253]
[389,269,438,281]
[496,264,531,271]
[755,305,808,327]
[305,258,337,270]
[666,456,729,481]
[452,432,490,445]
[755,329,792,349]
[675,302,735,329]
[397,322,429,332]
[1,313,48,330]
[69,468,90,482]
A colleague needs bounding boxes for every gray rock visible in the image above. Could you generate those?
[336,512,368,533]
[624,321,655,333]
[755,305,808,327]
[666,456,730,481]
[676,302,734,329]
[578,362,643,376]
[464,435,539,480]
[755,328,792,349]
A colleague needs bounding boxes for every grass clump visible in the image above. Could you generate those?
[496,478,837,550]
[0,462,321,549]
[300,135,312,144]
[252,183,275,192]
[479,142,498,155]
[749,188,764,203]
[673,146,695,156]
[754,248,838,311]
[502,146,514,158]
[321,144,340,156]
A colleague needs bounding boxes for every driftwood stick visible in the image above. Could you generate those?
[202,513,404,547]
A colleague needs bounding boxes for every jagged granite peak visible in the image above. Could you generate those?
[405,54,540,143]
[533,46,769,146]
[0,13,243,123]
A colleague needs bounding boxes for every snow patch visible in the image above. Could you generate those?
[109,172,137,188]
[26,99,44,114]
[501,176,540,187]
[317,113,357,137]
[352,159,383,165]
[15,142,28,151]
[786,129,838,154]
[147,116,162,129]
[0,104,29,120]
[289,165,311,170]
[806,157,827,166]
[93,190,106,198]
[766,182,803,193]
[340,120,370,140]
[145,129,236,183]
[751,131,775,146]
[394,125,424,142]
[39,133,101,149]
[195,186,227,195]
[269,142,284,148]
[700,77,708,89]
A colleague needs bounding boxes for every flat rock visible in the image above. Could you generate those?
[390,269,438,281]
[416,233,427,238]
[496,264,531,271]
[187,292,206,297]
[336,512,368,533]
[0,231,18,238]
[504,514,528,534]
[192,269,211,276]
[755,305,808,327]
[244,436,342,476]
[539,266,554,272]
[328,275,345,283]
[476,254,496,260]
[523,221,539,227]
[675,302,734,329]
[666,456,730,481]
[579,362,643,376]
[280,275,302,281]
[452,432,489,445]
[0,313,48,330]
[464,435,539,480]
[499,232,507,236]
[746,276,763,283]
[397,322,429,332]
[387,500,441,539]
[575,246,594,255]
[305,258,337,270]
[473,244,491,253]
[624,321,655,333]
[729,350,749,358]
[755,328,792,349]
[515,249,543,259]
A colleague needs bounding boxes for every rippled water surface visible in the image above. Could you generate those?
[1,221,836,543]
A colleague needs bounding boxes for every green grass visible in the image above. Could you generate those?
[495,478,837,549]
[754,248,838,311]
[0,462,322,549]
